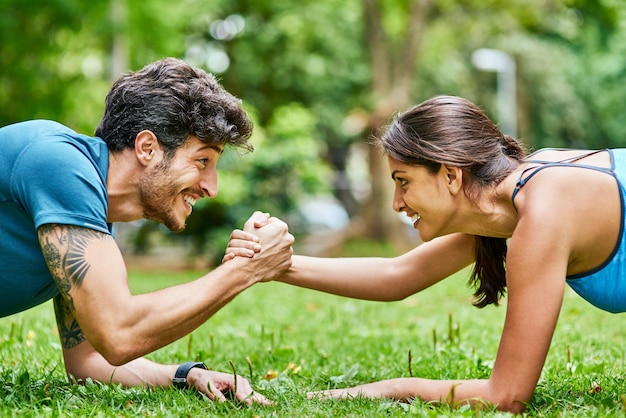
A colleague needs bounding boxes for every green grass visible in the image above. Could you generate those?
[2,255,626,416]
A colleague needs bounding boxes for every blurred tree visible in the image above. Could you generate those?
[522,0,626,149]
[359,0,435,243]
[2,0,626,259]
[0,0,209,132]
[0,0,109,131]
[189,0,370,216]
[191,0,626,248]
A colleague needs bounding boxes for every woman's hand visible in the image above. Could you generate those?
[222,211,271,263]
[307,379,403,402]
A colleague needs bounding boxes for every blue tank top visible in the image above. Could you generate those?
[512,148,626,314]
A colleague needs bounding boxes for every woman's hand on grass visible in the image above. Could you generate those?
[187,368,273,405]
[307,383,386,401]
[307,379,412,402]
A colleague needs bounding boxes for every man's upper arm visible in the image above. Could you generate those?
[43,223,107,350]
[38,223,130,344]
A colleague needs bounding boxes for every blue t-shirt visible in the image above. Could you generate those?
[0,120,111,317]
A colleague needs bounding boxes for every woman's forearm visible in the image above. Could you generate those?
[278,254,408,301]
[280,234,474,301]
[309,377,526,413]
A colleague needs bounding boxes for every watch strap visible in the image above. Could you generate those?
[172,361,207,389]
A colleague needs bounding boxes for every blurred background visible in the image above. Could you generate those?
[2,0,625,266]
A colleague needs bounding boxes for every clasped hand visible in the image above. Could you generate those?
[223,211,294,282]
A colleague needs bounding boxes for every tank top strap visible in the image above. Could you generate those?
[511,149,612,209]
[526,148,607,165]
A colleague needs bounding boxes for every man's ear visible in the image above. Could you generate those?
[135,130,160,166]
[441,164,463,195]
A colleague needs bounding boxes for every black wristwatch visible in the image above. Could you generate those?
[172,361,207,389]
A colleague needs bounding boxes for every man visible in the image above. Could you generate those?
[0,58,294,404]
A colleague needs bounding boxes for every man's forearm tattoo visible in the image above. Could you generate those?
[38,224,110,313]
[53,294,85,348]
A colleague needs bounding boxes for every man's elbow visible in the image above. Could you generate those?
[491,390,530,414]
[496,399,527,414]
[87,328,141,366]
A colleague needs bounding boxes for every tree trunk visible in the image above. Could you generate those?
[109,0,128,80]
[360,0,433,249]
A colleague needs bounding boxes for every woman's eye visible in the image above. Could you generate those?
[400,179,408,187]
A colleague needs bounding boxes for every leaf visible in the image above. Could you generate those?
[329,363,359,385]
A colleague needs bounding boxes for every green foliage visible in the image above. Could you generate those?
[0,0,107,130]
[409,0,626,150]
[4,0,626,253]
[0,0,206,133]
[339,237,399,257]
[211,0,369,122]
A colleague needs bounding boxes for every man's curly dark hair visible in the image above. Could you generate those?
[95,57,253,157]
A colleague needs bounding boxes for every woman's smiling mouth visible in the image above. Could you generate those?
[411,213,421,228]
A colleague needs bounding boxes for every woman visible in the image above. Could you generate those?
[227,95,626,413]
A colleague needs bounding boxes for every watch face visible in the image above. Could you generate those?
[172,362,207,389]
[172,377,188,389]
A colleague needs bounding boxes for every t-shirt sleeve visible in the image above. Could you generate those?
[11,139,110,234]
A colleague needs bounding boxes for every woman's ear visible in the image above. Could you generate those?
[441,164,463,195]
[135,130,160,166]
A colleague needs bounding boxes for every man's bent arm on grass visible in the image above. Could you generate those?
[39,212,292,403]
[54,294,269,404]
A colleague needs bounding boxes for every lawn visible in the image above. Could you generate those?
[1,253,626,417]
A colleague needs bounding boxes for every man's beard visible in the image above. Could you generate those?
[138,157,187,232]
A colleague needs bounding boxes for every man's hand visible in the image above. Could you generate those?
[227,211,293,282]
[222,212,270,263]
[187,367,272,405]
[222,212,291,273]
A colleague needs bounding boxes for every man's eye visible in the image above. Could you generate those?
[198,158,208,167]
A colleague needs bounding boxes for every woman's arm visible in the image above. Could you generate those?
[308,204,572,413]
[279,233,475,301]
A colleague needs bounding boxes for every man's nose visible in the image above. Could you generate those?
[200,168,218,198]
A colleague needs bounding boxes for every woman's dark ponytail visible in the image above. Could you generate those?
[471,236,507,307]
